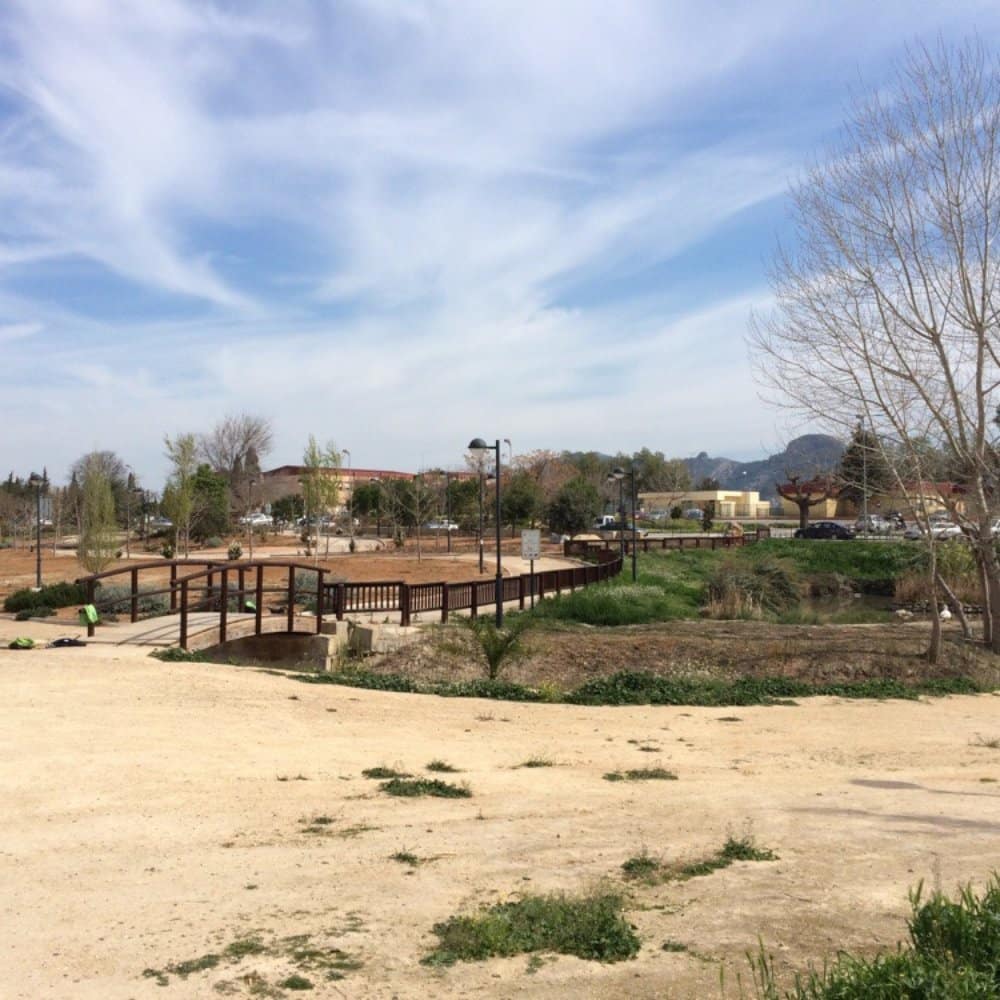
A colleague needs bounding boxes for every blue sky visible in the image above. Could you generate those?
[2,1,998,488]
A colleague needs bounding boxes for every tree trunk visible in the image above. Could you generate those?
[978,559,993,647]
[935,570,971,640]
[926,549,941,664]
[797,501,808,531]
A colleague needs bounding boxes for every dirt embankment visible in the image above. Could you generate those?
[373,619,1000,692]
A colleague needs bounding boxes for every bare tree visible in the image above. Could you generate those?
[199,413,274,512]
[299,437,341,559]
[749,40,1000,659]
[776,474,837,531]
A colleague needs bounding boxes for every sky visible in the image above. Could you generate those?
[2,1,999,489]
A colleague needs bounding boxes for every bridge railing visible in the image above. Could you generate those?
[77,552,624,648]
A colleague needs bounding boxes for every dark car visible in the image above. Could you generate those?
[794,521,855,540]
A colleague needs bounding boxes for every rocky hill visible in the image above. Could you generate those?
[685,434,844,499]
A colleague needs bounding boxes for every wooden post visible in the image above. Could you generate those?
[441,582,450,623]
[336,583,345,622]
[316,569,325,635]
[287,565,295,633]
[470,581,478,619]
[86,579,96,638]
[518,574,525,610]
[255,566,263,637]
[400,583,411,626]
[179,579,188,648]
[219,568,228,644]
[130,567,139,623]
[238,567,246,610]
[170,562,178,612]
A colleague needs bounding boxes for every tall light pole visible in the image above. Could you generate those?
[477,461,486,573]
[247,476,257,561]
[342,448,353,549]
[469,438,503,626]
[609,467,626,561]
[369,477,382,538]
[858,413,869,538]
[125,475,143,560]
[28,473,42,588]
[629,464,638,582]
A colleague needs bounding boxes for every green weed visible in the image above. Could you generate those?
[381,778,471,798]
[604,767,677,782]
[424,892,640,965]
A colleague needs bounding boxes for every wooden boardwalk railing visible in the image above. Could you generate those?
[77,551,623,649]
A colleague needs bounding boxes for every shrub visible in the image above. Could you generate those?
[750,876,1000,998]
[457,614,534,679]
[227,542,242,561]
[97,584,169,617]
[4,581,87,613]
[704,558,799,619]
[15,606,55,620]
[204,536,223,549]
[424,892,639,965]
[533,583,677,626]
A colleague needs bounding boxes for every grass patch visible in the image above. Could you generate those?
[151,647,209,662]
[381,777,471,798]
[749,876,1000,998]
[661,939,688,953]
[517,757,555,768]
[622,851,662,882]
[604,767,677,782]
[361,766,410,779]
[424,891,640,966]
[676,835,777,880]
[391,850,421,866]
[299,668,983,707]
[971,735,1000,750]
[278,974,314,990]
[426,759,460,773]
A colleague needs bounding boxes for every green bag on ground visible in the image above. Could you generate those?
[243,599,257,613]
[79,604,99,627]
[8,637,35,650]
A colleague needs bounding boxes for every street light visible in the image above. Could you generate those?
[858,413,869,538]
[342,448,354,549]
[27,473,42,588]
[247,476,257,561]
[125,473,143,559]
[469,438,503,626]
[369,477,382,538]
[608,467,626,562]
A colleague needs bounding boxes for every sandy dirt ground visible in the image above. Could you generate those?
[2,622,1000,999]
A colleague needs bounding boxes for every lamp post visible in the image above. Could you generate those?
[341,449,354,549]
[476,462,486,573]
[469,438,503,626]
[28,473,42,588]
[629,465,638,582]
[609,467,626,562]
[247,476,257,561]
[369,477,382,538]
[858,412,869,538]
[125,475,143,560]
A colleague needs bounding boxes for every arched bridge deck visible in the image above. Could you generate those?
[77,554,622,650]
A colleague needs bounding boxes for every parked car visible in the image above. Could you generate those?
[904,520,965,540]
[240,512,271,527]
[794,521,855,540]
[146,516,173,531]
[854,514,892,534]
[426,520,459,532]
[683,508,703,520]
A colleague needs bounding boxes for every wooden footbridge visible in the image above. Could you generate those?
[77,553,622,650]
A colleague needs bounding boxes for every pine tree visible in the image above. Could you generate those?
[837,424,893,508]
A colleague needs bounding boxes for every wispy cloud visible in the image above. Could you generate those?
[1,1,997,482]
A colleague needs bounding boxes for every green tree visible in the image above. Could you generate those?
[190,465,230,542]
[837,423,893,508]
[163,433,198,557]
[501,470,543,534]
[632,450,691,492]
[299,437,340,556]
[78,458,118,573]
[270,494,303,526]
[546,478,601,535]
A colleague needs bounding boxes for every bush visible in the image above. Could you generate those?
[533,583,677,626]
[96,584,169,617]
[15,606,55,620]
[4,581,87,613]
[704,558,799,619]
[227,542,243,561]
[204,536,223,549]
[457,614,534,679]
[424,892,639,966]
[751,876,1000,998]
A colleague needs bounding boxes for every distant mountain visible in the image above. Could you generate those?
[684,434,845,499]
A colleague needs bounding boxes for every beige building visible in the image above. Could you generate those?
[640,489,771,520]
[257,466,415,509]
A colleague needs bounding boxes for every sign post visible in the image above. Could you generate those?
[521,529,541,609]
